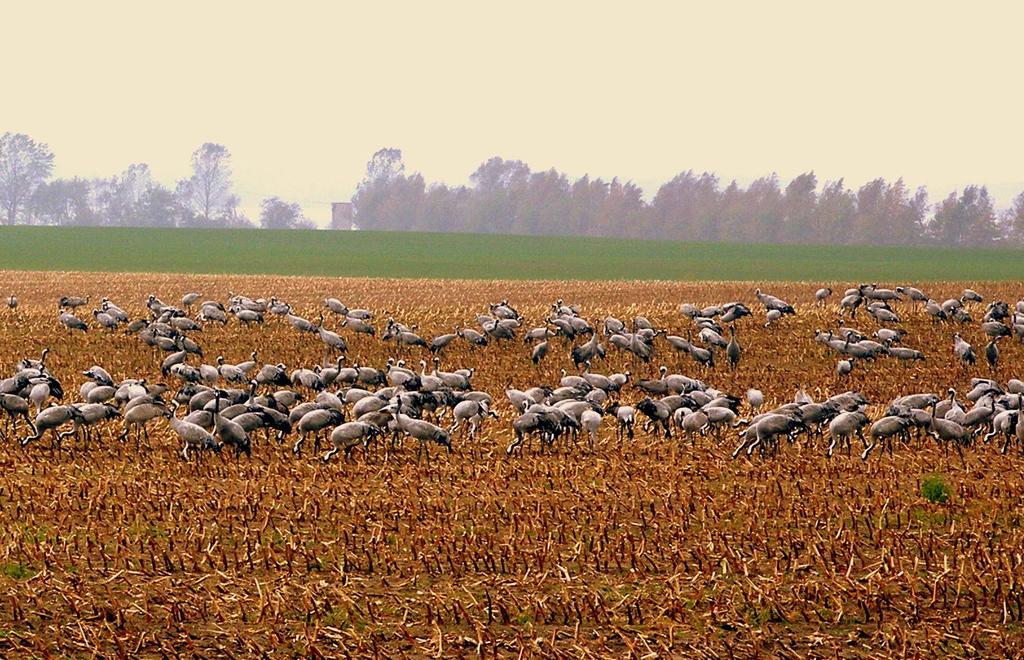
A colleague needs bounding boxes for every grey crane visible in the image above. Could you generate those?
[342,316,375,335]
[927,404,970,466]
[531,339,549,364]
[860,414,910,460]
[626,329,654,363]
[867,305,900,324]
[924,299,947,322]
[92,308,119,330]
[146,294,166,314]
[490,299,520,320]
[59,295,90,310]
[169,316,201,332]
[119,401,169,447]
[826,410,869,457]
[603,402,635,442]
[293,408,345,455]
[28,376,61,416]
[290,367,324,391]
[961,289,984,304]
[384,326,428,349]
[316,314,348,353]
[726,327,741,369]
[181,292,202,310]
[216,356,247,383]
[986,408,1022,454]
[636,366,669,395]
[256,363,290,387]
[746,389,764,411]
[953,333,976,366]
[523,327,555,343]
[754,289,796,315]
[393,410,452,462]
[287,313,318,334]
[385,360,417,388]
[100,299,129,323]
[64,403,120,449]
[675,408,708,439]
[431,358,472,389]
[732,412,804,459]
[861,284,902,302]
[698,327,728,349]
[82,364,114,387]
[687,337,714,369]
[21,405,86,451]
[160,347,188,375]
[874,328,904,344]
[166,402,220,461]
[324,298,349,315]
[895,286,928,302]
[507,411,556,455]
[267,297,291,316]
[346,308,373,320]
[230,307,264,324]
[571,331,605,368]
[456,324,488,347]
[839,292,863,317]
[449,399,497,440]
[941,298,965,318]
[59,311,88,333]
[985,337,1001,369]
[635,397,672,437]
[429,331,458,354]
[981,321,1011,339]
[198,303,228,324]
[888,346,926,362]
[322,422,383,462]
[0,393,36,440]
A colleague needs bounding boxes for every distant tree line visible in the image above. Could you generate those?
[350,148,1024,246]
[0,133,314,230]
[4,132,1024,244]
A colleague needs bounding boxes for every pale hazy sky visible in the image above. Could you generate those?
[3,2,1021,226]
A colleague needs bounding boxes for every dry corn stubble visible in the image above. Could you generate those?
[0,271,1023,656]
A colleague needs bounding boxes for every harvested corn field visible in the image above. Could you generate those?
[1,271,1024,656]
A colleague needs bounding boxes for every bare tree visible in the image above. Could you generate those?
[0,132,54,224]
[177,143,233,222]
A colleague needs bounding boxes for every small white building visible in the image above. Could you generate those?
[331,202,356,230]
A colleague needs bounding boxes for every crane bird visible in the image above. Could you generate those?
[322,422,383,462]
[181,292,202,310]
[21,405,86,451]
[165,402,220,460]
[953,333,976,366]
[985,337,1001,369]
[59,312,88,333]
[726,327,741,369]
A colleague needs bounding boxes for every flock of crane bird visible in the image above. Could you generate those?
[1,283,1023,466]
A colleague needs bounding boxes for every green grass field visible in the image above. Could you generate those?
[0,225,1021,281]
